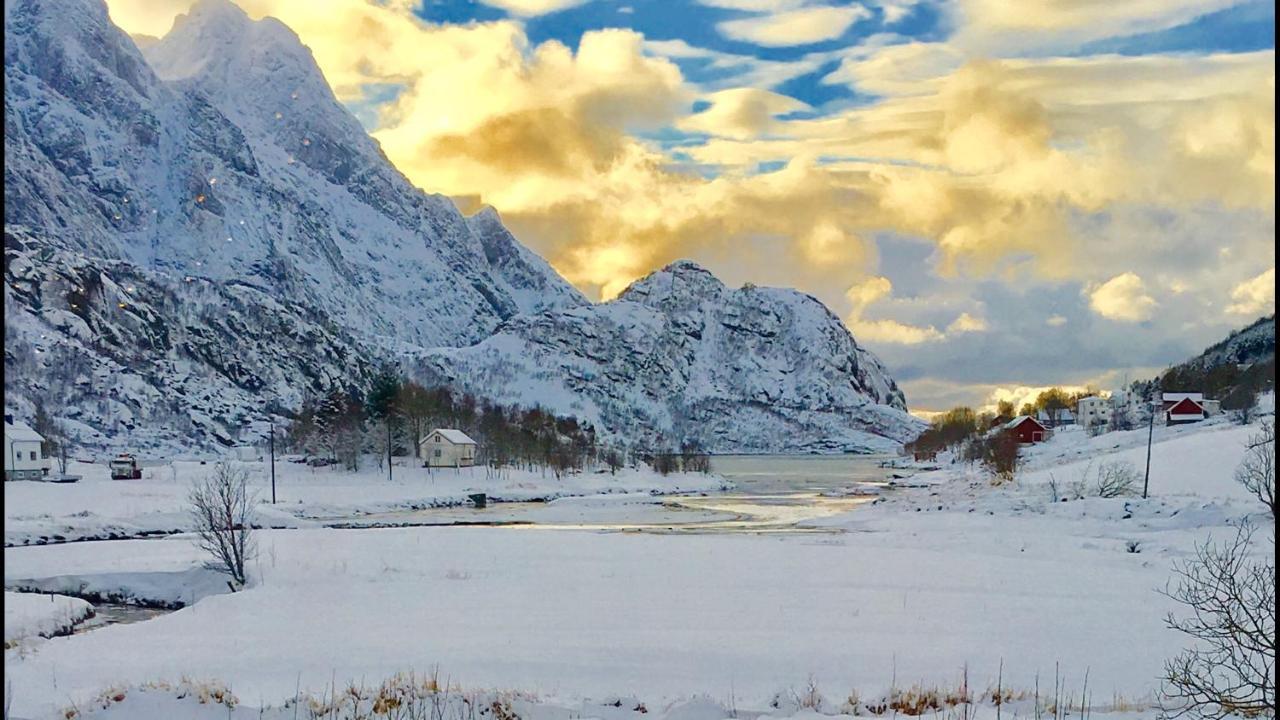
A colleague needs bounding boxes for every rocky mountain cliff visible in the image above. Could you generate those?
[418,261,923,453]
[3,0,921,454]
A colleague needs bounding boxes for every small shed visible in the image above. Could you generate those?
[419,429,478,468]
[4,418,49,481]
[1166,397,1207,425]
[1003,415,1049,444]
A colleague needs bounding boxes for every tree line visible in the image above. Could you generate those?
[283,370,710,477]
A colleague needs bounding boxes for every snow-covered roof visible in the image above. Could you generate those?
[1162,392,1203,402]
[1003,415,1045,431]
[427,429,477,445]
[4,421,43,443]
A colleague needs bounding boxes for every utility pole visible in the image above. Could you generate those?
[269,418,277,504]
[387,418,393,483]
[1142,395,1156,499]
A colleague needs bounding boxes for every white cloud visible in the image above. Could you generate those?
[717,4,872,47]
[1226,267,1276,315]
[477,0,587,16]
[1046,314,1068,327]
[946,312,988,334]
[1088,272,1158,322]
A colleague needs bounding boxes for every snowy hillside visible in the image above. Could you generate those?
[418,261,924,453]
[1182,313,1275,370]
[3,0,917,453]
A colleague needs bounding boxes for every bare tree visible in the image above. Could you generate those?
[30,401,69,476]
[1236,422,1276,520]
[1092,460,1139,498]
[189,464,256,587]
[1160,522,1275,719]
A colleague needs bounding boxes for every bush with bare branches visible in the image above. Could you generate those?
[1159,521,1275,719]
[1092,460,1139,498]
[189,464,256,587]
[1236,422,1275,519]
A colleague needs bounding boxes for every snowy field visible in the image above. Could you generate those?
[4,459,727,546]
[3,408,1274,720]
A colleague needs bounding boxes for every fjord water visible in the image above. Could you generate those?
[330,454,904,533]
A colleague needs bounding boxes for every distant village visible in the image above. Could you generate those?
[905,383,1260,465]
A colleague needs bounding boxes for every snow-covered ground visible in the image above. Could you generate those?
[3,409,1273,720]
[4,591,93,648]
[4,458,727,546]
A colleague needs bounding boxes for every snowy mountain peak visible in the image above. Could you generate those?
[147,0,327,109]
[618,260,727,306]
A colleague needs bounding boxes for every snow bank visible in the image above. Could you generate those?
[4,591,93,645]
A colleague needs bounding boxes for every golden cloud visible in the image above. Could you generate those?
[677,88,811,140]
[844,276,945,345]
[1226,268,1276,316]
[1088,272,1158,323]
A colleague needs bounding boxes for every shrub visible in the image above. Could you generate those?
[1092,461,1139,498]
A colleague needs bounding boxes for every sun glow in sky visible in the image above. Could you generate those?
[107,0,1276,412]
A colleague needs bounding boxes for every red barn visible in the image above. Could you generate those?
[1165,397,1207,425]
[1003,416,1049,444]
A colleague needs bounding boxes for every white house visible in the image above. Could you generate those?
[1076,396,1111,429]
[419,429,478,468]
[1110,389,1145,424]
[4,419,48,481]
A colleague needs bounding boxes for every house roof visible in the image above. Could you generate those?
[1167,398,1206,415]
[4,421,43,443]
[1162,392,1203,402]
[1003,415,1046,431]
[426,428,477,445]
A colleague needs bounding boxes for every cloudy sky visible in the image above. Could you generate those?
[107,0,1275,414]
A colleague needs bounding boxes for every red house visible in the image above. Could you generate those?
[1165,397,1207,425]
[1002,416,1049,444]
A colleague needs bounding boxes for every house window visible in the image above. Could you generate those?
[433,449,442,458]
[29,451,37,461]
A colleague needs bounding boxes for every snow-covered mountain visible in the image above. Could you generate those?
[418,261,924,453]
[3,0,580,450]
[5,0,584,348]
[3,0,921,453]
